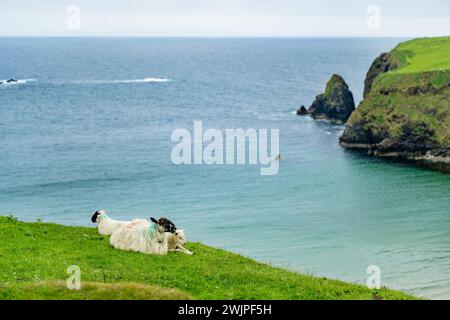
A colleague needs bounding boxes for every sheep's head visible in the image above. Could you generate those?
[150,217,177,234]
[91,209,106,223]
[175,230,186,245]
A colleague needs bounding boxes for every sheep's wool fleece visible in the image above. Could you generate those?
[110,219,168,255]
[97,213,128,236]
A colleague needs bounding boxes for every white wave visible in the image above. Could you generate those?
[0,79,36,86]
[75,78,172,84]
[142,77,171,83]
[110,77,171,83]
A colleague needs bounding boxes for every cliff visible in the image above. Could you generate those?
[340,36,450,171]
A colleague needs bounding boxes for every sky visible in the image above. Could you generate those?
[0,0,449,37]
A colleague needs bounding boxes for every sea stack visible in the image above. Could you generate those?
[297,74,355,124]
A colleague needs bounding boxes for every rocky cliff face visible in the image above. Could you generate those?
[297,74,355,124]
[363,53,397,98]
[340,37,450,171]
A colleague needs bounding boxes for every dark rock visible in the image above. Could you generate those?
[1,79,19,85]
[340,121,389,149]
[296,105,309,116]
[340,119,438,158]
[340,122,374,145]
[387,121,436,154]
[363,53,396,98]
[308,74,355,124]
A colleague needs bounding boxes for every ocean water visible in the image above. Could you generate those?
[1,38,450,299]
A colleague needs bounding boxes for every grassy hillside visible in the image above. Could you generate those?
[341,36,450,157]
[390,36,450,74]
[0,281,191,300]
[0,216,415,300]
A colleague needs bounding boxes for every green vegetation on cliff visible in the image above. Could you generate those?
[0,216,415,300]
[341,36,450,156]
[391,36,450,74]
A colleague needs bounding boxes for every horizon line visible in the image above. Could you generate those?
[0,35,418,39]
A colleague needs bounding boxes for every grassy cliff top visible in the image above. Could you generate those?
[0,216,415,300]
[391,36,450,74]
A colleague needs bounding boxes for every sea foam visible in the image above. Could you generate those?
[85,78,172,84]
[0,79,36,86]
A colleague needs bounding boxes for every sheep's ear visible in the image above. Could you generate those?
[91,210,100,223]
[150,217,158,224]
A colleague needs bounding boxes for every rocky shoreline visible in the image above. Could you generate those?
[340,129,450,174]
[340,141,450,171]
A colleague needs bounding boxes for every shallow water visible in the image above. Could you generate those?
[1,37,450,299]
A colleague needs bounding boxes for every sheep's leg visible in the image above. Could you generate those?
[169,245,194,255]
[177,244,194,255]
[169,248,187,254]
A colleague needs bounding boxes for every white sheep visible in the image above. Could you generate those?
[168,230,194,255]
[109,217,176,255]
[91,209,130,235]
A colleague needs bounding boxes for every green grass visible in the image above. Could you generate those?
[391,36,450,74]
[0,281,192,300]
[0,216,415,300]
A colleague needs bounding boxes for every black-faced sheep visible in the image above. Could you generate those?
[109,217,177,255]
[91,209,130,235]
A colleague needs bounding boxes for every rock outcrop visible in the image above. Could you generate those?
[0,79,18,85]
[363,53,396,98]
[297,74,355,124]
[296,105,308,115]
[340,36,450,172]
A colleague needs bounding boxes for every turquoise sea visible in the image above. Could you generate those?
[1,38,450,299]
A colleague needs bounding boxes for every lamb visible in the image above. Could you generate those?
[91,209,130,235]
[168,230,194,255]
[109,217,177,255]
